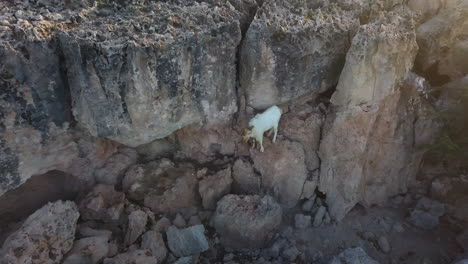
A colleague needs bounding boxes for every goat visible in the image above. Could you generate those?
[242,105,282,152]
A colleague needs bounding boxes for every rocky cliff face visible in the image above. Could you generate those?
[1,0,468,262]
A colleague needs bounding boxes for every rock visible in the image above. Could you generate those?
[0,41,78,198]
[153,217,172,233]
[173,213,187,229]
[102,250,158,264]
[213,195,282,250]
[294,214,311,229]
[79,185,125,223]
[63,236,109,264]
[240,0,359,109]
[124,210,148,246]
[77,225,112,240]
[392,222,404,233]
[143,164,199,214]
[0,200,80,264]
[415,2,468,80]
[313,206,327,227]
[362,231,376,241]
[262,238,287,259]
[251,139,308,208]
[166,225,209,257]
[302,198,315,212]
[280,106,324,171]
[409,197,446,230]
[282,246,300,262]
[136,138,177,162]
[232,159,261,194]
[301,180,318,200]
[328,247,380,264]
[199,167,233,209]
[94,148,138,185]
[59,2,243,147]
[174,256,197,264]
[323,212,332,225]
[141,231,167,263]
[319,9,436,220]
[188,215,202,227]
[407,0,443,21]
[377,236,391,253]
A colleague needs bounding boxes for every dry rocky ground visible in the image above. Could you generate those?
[0,0,467,263]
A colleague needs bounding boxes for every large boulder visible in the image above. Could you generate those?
[415,2,468,80]
[59,1,243,147]
[0,200,80,264]
[319,10,436,220]
[251,139,308,208]
[0,42,77,197]
[240,0,359,109]
[213,195,282,250]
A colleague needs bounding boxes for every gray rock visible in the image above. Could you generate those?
[252,139,308,208]
[262,239,287,259]
[232,159,261,194]
[141,231,167,263]
[166,225,209,257]
[103,249,158,264]
[213,195,282,250]
[294,214,311,229]
[377,236,391,253]
[94,148,138,185]
[199,167,233,209]
[362,231,376,241]
[0,201,80,264]
[240,0,359,109]
[188,215,202,227]
[282,246,300,262]
[456,229,468,252]
[392,222,405,233]
[302,198,315,212]
[153,217,172,233]
[313,206,327,227]
[78,226,112,240]
[124,210,148,246]
[173,213,187,229]
[328,247,380,264]
[136,138,177,161]
[59,2,243,147]
[409,197,446,230]
[79,185,125,223]
[174,256,197,264]
[63,236,110,264]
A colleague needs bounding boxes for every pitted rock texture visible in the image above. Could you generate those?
[240,0,359,109]
[0,200,80,264]
[213,195,282,250]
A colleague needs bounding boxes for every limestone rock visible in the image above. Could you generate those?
[94,148,138,185]
[0,200,80,264]
[252,139,308,208]
[63,236,110,264]
[102,250,158,264]
[240,0,359,109]
[199,167,233,209]
[79,185,126,223]
[232,159,261,194]
[415,2,468,80]
[124,210,148,246]
[166,225,209,257]
[59,2,243,147]
[328,247,380,264]
[213,195,282,250]
[141,231,167,263]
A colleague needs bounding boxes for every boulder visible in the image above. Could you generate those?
[79,185,126,223]
[94,148,138,185]
[415,2,468,79]
[213,195,282,250]
[59,2,243,147]
[319,10,434,220]
[409,197,446,230]
[124,210,148,246]
[199,167,233,209]
[240,0,359,109]
[252,139,308,208]
[143,165,199,214]
[63,236,110,264]
[0,200,80,264]
[328,247,380,264]
[141,231,167,263]
[102,250,158,264]
[232,159,261,194]
[166,225,209,257]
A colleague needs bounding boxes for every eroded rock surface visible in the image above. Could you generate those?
[0,200,80,264]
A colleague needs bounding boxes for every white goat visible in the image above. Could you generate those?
[242,105,282,152]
